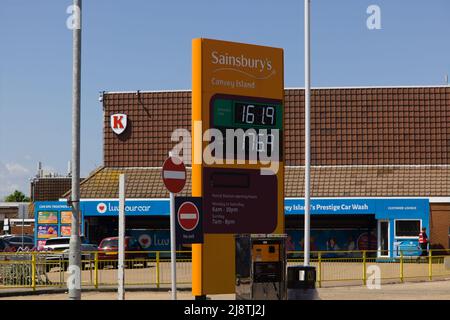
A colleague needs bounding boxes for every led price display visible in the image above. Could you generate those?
[212,97,282,129]
[234,103,276,127]
[210,96,283,160]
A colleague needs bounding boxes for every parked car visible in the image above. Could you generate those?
[43,237,97,272]
[97,236,148,268]
[1,235,34,251]
[43,236,97,252]
[0,238,12,253]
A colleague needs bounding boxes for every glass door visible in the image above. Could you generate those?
[378,220,389,257]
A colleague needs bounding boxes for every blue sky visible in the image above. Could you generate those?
[0,0,449,199]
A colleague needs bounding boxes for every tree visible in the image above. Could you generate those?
[4,190,30,202]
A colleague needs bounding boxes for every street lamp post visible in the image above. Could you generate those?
[69,0,82,300]
[304,0,311,267]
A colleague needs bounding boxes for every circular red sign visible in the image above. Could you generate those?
[162,157,186,193]
[177,202,200,232]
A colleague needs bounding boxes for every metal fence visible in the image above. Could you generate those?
[0,250,449,290]
[0,251,192,290]
[287,249,450,287]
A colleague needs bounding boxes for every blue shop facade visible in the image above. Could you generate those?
[34,200,172,252]
[284,198,429,258]
[35,197,429,258]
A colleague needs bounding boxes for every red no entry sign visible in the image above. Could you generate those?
[162,157,186,193]
[177,201,200,232]
[175,197,203,244]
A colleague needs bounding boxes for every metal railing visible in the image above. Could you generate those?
[0,251,192,290]
[0,249,449,290]
[287,249,450,287]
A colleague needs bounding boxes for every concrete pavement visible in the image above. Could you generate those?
[0,280,449,300]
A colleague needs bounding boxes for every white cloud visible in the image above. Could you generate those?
[0,183,20,196]
[0,162,31,200]
[0,161,65,200]
[5,163,30,175]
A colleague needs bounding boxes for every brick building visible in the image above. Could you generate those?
[36,86,449,255]
[31,177,73,202]
[0,203,33,236]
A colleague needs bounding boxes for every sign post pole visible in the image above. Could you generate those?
[118,174,126,300]
[19,204,25,249]
[162,155,186,301]
[304,0,311,267]
[22,212,24,249]
[170,191,177,300]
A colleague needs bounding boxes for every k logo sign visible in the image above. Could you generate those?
[111,113,127,135]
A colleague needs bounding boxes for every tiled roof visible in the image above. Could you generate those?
[64,166,191,199]
[285,166,450,197]
[65,166,450,199]
[103,91,191,168]
[285,87,450,166]
[103,87,450,167]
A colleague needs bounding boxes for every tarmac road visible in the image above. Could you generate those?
[0,279,449,300]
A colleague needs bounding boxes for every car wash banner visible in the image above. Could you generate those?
[285,198,375,215]
[284,198,429,217]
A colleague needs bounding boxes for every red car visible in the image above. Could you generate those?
[97,236,148,268]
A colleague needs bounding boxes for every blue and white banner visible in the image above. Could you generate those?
[375,198,429,219]
[285,199,375,215]
[127,229,170,251]
[284,198,429,219]
[37,198,428,218]
[81,200,169,217]
[35,202,72,211]
[36,198,428,217]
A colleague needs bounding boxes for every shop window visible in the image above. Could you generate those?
[395,220,421,237]
[129,238,141,250]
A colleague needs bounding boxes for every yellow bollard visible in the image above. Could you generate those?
[94,251,99,289]
[59,257,64,287]
[400,251,404,283]
[31,252,36,291]
[362,251,367,286]
[156,251,160,289]
[318,252,322,288]
[428,250,432,281]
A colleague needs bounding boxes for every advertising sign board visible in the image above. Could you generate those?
[37,211,58,224]
[192,38,284,295]
[37,225,58,239]
[194,39,284,234]
[61,211,73,224]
